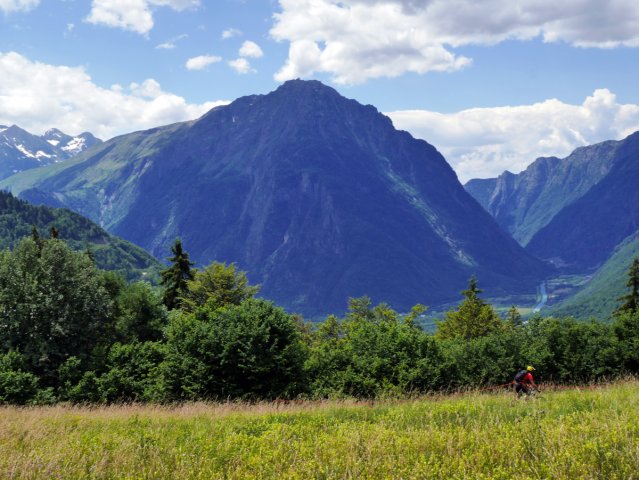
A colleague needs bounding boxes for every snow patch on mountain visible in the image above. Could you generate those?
[61,137,87,155]
[0,125,102,180]
[15,144,36,159]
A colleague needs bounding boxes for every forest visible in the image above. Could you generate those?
[0,234,638,404]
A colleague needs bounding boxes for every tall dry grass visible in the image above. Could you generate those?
[1,380,638,479]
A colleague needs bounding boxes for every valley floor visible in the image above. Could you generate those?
[1,381,638,479]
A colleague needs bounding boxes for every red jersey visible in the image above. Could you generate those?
[522,372,534,383]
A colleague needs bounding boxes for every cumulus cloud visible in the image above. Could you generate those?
[271,0,639,84]
[86,0,200,35]
[387,89,639,182]
[228,58,254,74]
[0,0,38,13]
[0,51,228,139]
[185,54,222,70]
[239,40,264,58]
[221,28,242,40]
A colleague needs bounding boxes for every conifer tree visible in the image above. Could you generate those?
[506,305,523,326]
[615,257,639,316]
[160,239,195,310]
[436,276,504,340]
[30,225,40,244]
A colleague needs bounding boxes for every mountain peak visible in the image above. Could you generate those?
[0,124,102,180]
[3,125,28,136]
[196,78,388,143]
[275,79,340,96]
[44,128,65,138]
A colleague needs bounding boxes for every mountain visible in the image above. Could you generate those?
[41,128,101,156]
[0,125,101,180]
[525,133,639,271]
[465,132,639,317]
[546,233,639,320]
[0,190,162,282]
[465,137,629,246]
[0,80,548,315]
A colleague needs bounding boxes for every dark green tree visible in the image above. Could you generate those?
[115,282,168,342]
[30,225,40,243]
[0,238,114,385]
[0,351,40,404]
[506,305,523,327]
[306,301,442,398]
[615,257,639,316]
[160,239,194,310]
[436,276,504,340]
[612,257,639,373]
[97,341,166,402]
[162,298,307,400]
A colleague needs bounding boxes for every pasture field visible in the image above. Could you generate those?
[1,381,638,479]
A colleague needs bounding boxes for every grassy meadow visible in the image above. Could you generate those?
[1,381,638,479]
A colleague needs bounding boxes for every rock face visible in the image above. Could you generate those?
[466,131,639,272]
[0,125,101,180]
[526,133,639,271]
[1,80,548,315]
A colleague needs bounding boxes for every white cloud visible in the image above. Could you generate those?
[185,54,222,70]
[0,51,228,139]
[239,40,263,58]
[86,0,200,35]
[228,58,254,74]
[272,0,639,84]
[221,28,242,40]
[156,33,188,49]
[387,89,639,182]
[0,0,38,13]
[156,42,176,50]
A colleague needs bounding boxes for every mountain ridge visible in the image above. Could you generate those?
[0,80,549,315]
[465,136,629,245]
[0,124,101,180]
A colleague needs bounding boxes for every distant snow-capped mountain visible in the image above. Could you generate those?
[0,125,101,180]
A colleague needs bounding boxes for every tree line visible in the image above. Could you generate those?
[0,234,638,404]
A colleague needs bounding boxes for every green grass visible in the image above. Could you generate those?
[1,380,638,479]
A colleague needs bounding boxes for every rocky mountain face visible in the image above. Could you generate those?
[466,131,639,272]
[1,80,548,315]
[0,125,100,180]
[526,133,639,271]
[465,139,626,245]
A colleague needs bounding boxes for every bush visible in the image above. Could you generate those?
[99,341,166,402]
[0,351,40,404]
[306,301,444,398]
[162,298,307,400]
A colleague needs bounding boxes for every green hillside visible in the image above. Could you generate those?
[546,232,639,319]
[0,190,162,281]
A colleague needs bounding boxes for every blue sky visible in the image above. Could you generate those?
[2,0,639,180]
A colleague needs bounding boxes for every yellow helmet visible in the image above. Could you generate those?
[527,365,535,371]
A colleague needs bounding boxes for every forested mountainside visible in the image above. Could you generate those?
[0,190,161,281]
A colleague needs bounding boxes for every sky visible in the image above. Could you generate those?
[1,0,639,182]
